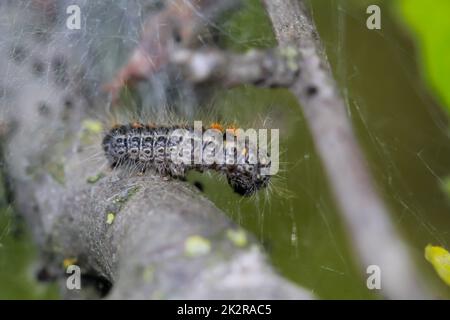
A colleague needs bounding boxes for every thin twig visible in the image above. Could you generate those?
[262,0,429,299]
[104,0,241,100]
[171,47,300,87]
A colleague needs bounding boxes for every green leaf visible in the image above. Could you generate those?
[397,0,450,116]
[425,245,450,287]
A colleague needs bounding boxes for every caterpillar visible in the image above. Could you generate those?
[102,122,273,196]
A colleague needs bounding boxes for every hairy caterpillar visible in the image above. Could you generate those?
[102,122,273,196]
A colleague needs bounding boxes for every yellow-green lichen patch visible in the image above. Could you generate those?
[425,244,450,286]
[226,228,248,248]
[106,212,115,225]
[82,119,103,134]
[80,119,103,145]
[105,186,140,225]
[63,257,77,269]
[112,186,140,206]
[184,235,211,257]
[87,172,104,184]
[279,46,299,72]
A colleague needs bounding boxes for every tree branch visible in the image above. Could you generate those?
[171,47,300,87]
[262,0,429,299]
[0,1,312,299]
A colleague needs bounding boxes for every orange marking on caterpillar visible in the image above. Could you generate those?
[210,122,224,132]
[226,125,238,136]
[131,122,143,129]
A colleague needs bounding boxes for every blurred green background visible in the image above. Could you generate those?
[1,0,449,299]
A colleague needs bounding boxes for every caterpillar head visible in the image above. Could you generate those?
[226,165,271,196]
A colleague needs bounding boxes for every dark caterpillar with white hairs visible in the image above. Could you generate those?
[102,122,271,196]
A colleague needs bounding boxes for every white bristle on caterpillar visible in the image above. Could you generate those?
[102,122,272,196]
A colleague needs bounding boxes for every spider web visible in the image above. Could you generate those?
[0,0,449,299]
